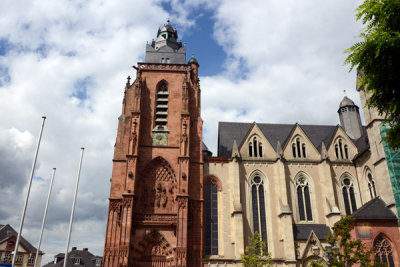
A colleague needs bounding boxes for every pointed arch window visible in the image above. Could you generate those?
[251,176,268,249]
[249,142,253,157]
[374,236,395,267]
[341,176,357,215]
[335,144,339,158]
[367,173,377,200]
[248,136,263,158]
[295,175,313,221]
[253,137,258,157]
[335,138,350,160]
[339,139,344,159]
[292,137,306,158]
[302,144,307,158]
[205,179,218,255]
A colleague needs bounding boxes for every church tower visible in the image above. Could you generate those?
[338,95,363,139]
[103,21,204,267]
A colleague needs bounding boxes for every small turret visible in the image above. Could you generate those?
[188,55,199,77]
[338,94,363,139]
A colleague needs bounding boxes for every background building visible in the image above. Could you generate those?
[0,224,43,267]
[42,247,102,267]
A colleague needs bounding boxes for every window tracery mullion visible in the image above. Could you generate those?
[302,187,307,220]
[257,185,261,237]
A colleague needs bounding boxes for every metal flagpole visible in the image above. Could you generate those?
[34,168,56,267]
[12,116,46,267]
[63,148,84,267]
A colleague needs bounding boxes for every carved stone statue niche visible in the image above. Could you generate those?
[135,157,177,213]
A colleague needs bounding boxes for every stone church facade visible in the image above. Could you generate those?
[103,22,400,266]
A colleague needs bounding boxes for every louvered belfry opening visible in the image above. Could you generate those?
[155,81,168,128]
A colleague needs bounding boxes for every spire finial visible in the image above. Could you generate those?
[343,89,347,97]
[167,18,170,24]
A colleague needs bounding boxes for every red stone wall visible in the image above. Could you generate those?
[351,220,400,265]
[103,62,203,267]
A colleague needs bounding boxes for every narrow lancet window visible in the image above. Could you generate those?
[205,179,218,255]
[344,145,349,159]
[253,137,258,157]
[296,138,301,158]
[341,176,357,215]
[251,176,268,249]
[367,173,377,199]
[302,143,306,158]
[295,175,312,221]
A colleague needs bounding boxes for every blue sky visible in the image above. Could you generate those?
[161,2,227,76]
[0,0,364,263]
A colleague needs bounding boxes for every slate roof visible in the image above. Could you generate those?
[43,248,102,267]
[217,122,367,157]
[0,224,39,253]
[353,130,370,159]
[351,197,398,221]
[293,224,330,240]
[339,96,356,108]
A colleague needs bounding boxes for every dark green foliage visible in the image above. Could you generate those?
[327,216,374,266]
[345,0,400,149]
[241,231,273,267]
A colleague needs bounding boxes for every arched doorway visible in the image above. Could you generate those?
[133,230,175,267]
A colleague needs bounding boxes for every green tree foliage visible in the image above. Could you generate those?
[241,231,273,267]
[345,0,400,149]
[327,216,374,266]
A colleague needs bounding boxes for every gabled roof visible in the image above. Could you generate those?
[0,224,38,253]
[43,248,101,267]
[352,197,398,221]
[217,122,357,157]
[293,224,330,240]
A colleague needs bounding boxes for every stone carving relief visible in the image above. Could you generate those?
[181,120,188,156]
[110,199,122,211]
[131,119,137,146]
[135,157,177,213]
[123,197,133,208]
[182,77,189,112]
[177,197,188,210]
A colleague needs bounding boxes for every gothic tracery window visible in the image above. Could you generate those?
[292,137,306,158]
[335,138,349,160]
[251,175,268,248]
[248,136,263,158]
[374,236,395,267]
[341,175,357,215]
[295,174,313,221]
[205,179,218,255]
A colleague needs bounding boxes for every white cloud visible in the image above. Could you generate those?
[201,0,364,153]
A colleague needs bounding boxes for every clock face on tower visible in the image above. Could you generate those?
[152,131,168,146]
